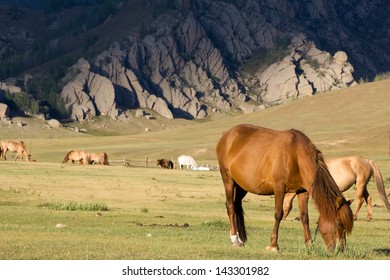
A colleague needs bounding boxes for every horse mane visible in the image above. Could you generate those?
[104,152,109,165]
[63,150,73,161]
[291,129,353,233]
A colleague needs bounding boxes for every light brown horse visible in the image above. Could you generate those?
[216,124,353,252]
[89,152,109,165]
[62,150,90,165]
[0,140,31,161]
[283,156,390,221]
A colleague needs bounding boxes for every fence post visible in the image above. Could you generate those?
[145,156,148,168]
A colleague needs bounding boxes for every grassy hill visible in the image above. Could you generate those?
[1,79,389,165]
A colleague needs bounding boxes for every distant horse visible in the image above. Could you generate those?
[1,140,31,162]
[157,159,173,169]
[89,152,109,165]
[62,150,90,165]
[283,156,390,221]
[216,124,353,252]
[177,155,198,170]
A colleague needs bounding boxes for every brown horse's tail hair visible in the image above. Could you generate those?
[234,185,247,243]
[369,160,390,211]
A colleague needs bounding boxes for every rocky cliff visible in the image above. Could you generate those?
[60,0,359,121]
[1,0,388,122]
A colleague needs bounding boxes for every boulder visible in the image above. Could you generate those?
[47,119,61,128]
[0,103,9,119]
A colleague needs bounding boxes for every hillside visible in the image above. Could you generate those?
[1,79,389,165]
[1,0,389,124]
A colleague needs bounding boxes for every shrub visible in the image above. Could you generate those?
[373,72,390,82]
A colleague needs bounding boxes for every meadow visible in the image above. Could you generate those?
[0,80,389,260]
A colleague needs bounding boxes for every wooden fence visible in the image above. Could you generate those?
[109,156,218,170]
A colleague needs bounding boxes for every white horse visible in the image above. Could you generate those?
[178,155,198,170]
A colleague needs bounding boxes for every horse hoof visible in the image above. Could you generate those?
[232,242,244,247]
[265,246,279,252]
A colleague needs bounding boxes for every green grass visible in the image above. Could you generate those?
[38,201,109,211]
[0,80,389,259]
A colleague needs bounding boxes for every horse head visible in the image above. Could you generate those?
[317,197,354,251]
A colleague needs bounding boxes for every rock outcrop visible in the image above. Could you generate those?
[251,35,356,104]
[1,0,389,123]
[60,5,357,121]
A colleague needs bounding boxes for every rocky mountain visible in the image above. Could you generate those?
[0,0,389,122]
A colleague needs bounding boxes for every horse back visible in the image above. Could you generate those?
[216,124,312,194]
[326,156,371,191]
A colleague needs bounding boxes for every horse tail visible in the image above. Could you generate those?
[369,160,390,211]
[234,185,247,243]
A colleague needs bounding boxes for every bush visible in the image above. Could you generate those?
[373,72,390,82]
[4,90,40,115]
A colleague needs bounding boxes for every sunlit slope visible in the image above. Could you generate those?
[2,80,389,163]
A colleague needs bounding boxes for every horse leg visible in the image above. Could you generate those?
[233,184,247,245]
[297,192,312,246]
[363,188,372,221]
[283,193,297,219]
[354,179,371,220]
[222,173,245,247]
[266,186,285,252]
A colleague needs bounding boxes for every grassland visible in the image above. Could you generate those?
[0,80,389,260]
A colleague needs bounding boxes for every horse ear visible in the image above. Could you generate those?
[335,196,344,209]
[347,199,354,205]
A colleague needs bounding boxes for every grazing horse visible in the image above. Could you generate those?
[216,124,353,252]
[283,156,390,221]
[1,140,31,162]
[89,152,109,165]
[157,159,174,169]
[62,150,90,165]
[177,155,198,170]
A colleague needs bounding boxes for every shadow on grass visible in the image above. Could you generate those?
[373,248,390,256]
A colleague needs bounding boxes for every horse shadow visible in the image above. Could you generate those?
[373,248,390,256]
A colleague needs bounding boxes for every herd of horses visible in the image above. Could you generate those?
[0,140,109,165]
[62,150,109,165]
[1,123,389,253]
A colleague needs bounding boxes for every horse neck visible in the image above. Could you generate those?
[312,155,346,223]
[291,129,341,222]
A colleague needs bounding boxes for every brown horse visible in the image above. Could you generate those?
[89,152,109,165]
[62,150,90,165]
[157,159,174,169]
[283,156,390,221]
[216,124,353,252]
[1,140,31,161]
